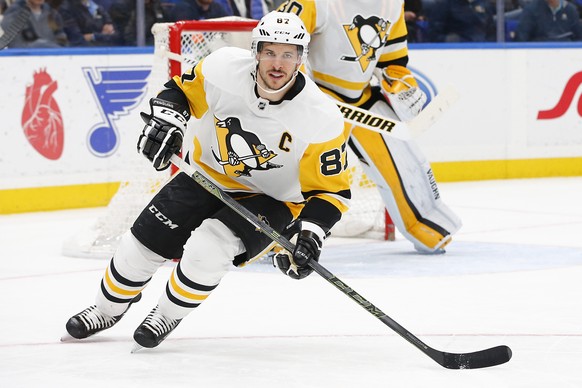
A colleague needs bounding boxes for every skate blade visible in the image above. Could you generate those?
[131,342,144,353]
[60,332,76,342]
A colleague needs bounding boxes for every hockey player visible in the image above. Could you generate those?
[63,11,350,350]
[277,0,462,253]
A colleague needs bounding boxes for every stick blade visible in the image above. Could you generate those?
[441,345,512,369]
[407,85,460,137]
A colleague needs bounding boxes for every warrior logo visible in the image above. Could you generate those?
[341,15,390,72]
[212,117,281,177]
[84,66,150,157]
[21,69,64,160]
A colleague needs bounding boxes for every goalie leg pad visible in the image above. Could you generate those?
[157,218,245,320]
[349,98,462,252]
[96,232,166,317]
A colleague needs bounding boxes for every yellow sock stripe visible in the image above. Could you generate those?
[169,270,209,302]
[104,267,143,297]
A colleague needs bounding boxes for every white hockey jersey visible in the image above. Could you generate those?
[278,0,463,252]
[278,0,408,103]
[171,46,351,225]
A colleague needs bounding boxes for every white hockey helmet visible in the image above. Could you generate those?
[251,11,310,63]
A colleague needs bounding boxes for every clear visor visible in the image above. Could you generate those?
[257,50,302,66]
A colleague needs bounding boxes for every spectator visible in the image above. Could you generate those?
[516,0,582,41]
[265,0,284,10]
[1,0,67,47]
[404,0,425,42]
[124,0,168,45]
[102,0,131,45]
[46,0,64,9]
[425,0,495,42]
[1,0,8,17]
[93,0,112,9]
[159,0,179,15]
[214,0,268,19]
[168,0,227,21]
[58,0,119,46]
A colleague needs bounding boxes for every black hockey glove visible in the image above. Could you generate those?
[137,98,190,171]
[273,220,325,280]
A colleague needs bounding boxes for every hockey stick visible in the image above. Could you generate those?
[0,6,31,49]
[169,154,512,369]
[216,153,266,165]
[160,50,457,141]
[334,88,458,140]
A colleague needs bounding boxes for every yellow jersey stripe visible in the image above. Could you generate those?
[311,70,369,91]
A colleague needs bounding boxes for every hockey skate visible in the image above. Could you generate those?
[132,306,182,351]
[63,293,142,340]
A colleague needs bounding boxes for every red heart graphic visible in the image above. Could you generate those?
[21,69,64,160]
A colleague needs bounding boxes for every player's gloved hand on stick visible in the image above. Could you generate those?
[381,65,427,122]
[273,219,326,280]
[138,98,190,171]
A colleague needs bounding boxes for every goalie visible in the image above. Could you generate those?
[278,0,462,253]
[63,12,350,350]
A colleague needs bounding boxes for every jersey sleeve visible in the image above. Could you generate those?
[377,4,410,68]
[297,125,351,232]
[167,60,210,119]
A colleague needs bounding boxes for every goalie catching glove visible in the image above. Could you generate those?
[138,98,190,171]
[381,65,427,122]
[273,220,326,280]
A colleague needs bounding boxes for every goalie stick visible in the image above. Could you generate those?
[160,50,458,141]
[0,5,31,50]
[169,154,512,369]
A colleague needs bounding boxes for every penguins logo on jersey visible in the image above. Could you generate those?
[212,116,281,177]
[341,15,389,72]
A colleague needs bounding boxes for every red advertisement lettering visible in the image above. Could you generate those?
[537,72,582,120]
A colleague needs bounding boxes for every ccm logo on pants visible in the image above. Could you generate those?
[148,205,179,229]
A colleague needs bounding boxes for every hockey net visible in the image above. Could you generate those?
[62,17,393,259]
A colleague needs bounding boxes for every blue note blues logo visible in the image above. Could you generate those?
[83,66,151,157]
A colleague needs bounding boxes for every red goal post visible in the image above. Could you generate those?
[62,17,393,259]
[162,19,259,79]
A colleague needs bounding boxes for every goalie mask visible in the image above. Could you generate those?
[251,12,310,94]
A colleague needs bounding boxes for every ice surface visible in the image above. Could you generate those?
[1,177,581,387]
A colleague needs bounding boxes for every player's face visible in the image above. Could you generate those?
[256,43,301,91]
